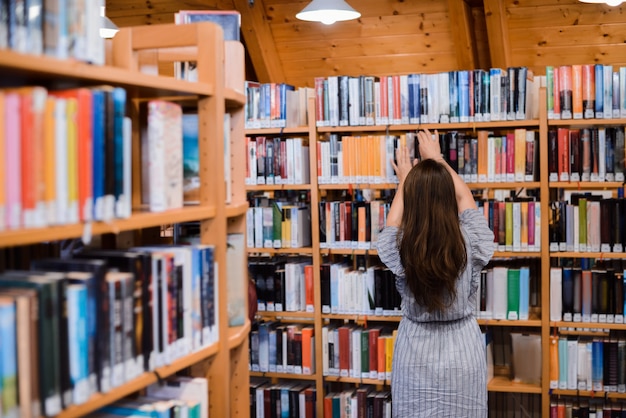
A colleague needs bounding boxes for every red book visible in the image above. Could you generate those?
[506,132,515,181]
[557,127,570,181]
[314,77,325,124]
[301,326,314,374]
[304,264,314,312]
[368,328,380,378]
[337,326,351,377]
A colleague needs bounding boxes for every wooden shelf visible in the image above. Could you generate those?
[477,318,542,327]
[549,181,624,189]
[550,251,626,259]
[320,247,377,255]
[228,320,252,349]
[323,375,391,386]
[245,127,310,135]
[246,184,312,191]
[0,50,213,98]
[551,389,626,399]
[551,321,626,331]
[487,376,541,394]
[322,313,402,323]
[56,343,219,418]
[249,371,317,381]
[547,117,626,127]
[247,247,314,255]
[257,311,315,322]
[319,183,397,190]
[315,119,540,133]
[493,251,542,258]
[225,201,249,218]
[225,88,246,108]
[0,205,216,248]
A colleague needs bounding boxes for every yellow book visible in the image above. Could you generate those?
[549,335,559,389]
[66,97,79,224]
[505,200,513,251]
[281,205,292,248]
[43,97,57,226]
[520,200,528,251]
[514,128,526,182]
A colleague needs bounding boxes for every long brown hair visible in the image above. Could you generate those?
[399,159,467,312]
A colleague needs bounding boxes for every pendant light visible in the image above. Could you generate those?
[296,0,361,25]
[579,0,623,6]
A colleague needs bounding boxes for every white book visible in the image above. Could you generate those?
[567,339,578,390]
[246,139,257,185]
[550,267,563,322]
[492,266,508,320]
[350,328,361,378]
[115,116,132,219]
[54,98,68,225]
[146,377,209,418]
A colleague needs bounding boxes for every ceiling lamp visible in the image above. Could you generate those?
[579,0,624,6]
[296,0,361,25]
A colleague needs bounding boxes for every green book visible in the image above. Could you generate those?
[0,271,63,417]
[360,329,369,378]
[507,268,521,320]
[272,200,282,248]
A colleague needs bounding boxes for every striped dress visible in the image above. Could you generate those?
[376,209,496,418]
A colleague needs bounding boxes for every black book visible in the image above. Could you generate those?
[548,129,558,179]
[320,264,331,313]
[31,258,110,392]
[274,266,285,311]
[318,202,327,247]
[572,268,583,317]
[570,129,581,180]
[600,199,615,251]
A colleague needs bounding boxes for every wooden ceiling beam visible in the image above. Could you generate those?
[447,0,478,70]
[483,0,511,69]
[232,0,285,83]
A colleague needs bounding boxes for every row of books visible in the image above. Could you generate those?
[250,379,316,418]
[246,203,312,250]
[244,82,314,129]
[0,85,130,231]
[546,64,626,120]
[249,257,314,313]
[0,0,105,64]
[98,376,209,418]
[549,336,626,393]
[549,195,626,253]
[313,67,539,127]
[477,264,537,321]
[550,398,626,417]
[319,263,401,317]
[548,127,626,183]
[318,199,389,251]
[0,245,217,417]
[321,324,397,381]
[249,322,315,375]
[477,197,542,252]
[550,265,626,323]
[323,387,391,418]
[245,136,311,186]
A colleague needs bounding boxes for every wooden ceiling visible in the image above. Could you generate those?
[106,0,626,88]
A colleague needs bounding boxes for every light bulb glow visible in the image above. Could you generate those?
[296,0,361,24]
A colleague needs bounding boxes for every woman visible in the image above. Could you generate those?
[376,129,495,417]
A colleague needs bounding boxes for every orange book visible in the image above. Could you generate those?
[13,87,47,228]
[558,65,572,119]
[549,335,559,389]
[379,76,389,124]
[43,97,57,226]
[477,130,488,183]
[377,335,386,380]
[301,326,315,375]
[357,205,366,243]
[571,64,583,119]
[392,75,401,123]
[514,128,527,182]
[51,88,93,222]
[0,92,4,231]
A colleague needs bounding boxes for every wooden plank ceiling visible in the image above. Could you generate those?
[106,0,626,88]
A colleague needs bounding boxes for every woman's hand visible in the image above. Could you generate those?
[416,129,443,161]
[392,144,416,185]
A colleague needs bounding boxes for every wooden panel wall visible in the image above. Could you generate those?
[106,0,626,87]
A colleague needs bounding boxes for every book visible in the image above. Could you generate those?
[226,233,247,327]
[182,113,200,204]
[142,100,183,212]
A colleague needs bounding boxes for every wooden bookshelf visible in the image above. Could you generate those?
[0,22,249,418]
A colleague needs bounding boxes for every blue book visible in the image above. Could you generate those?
[592,339,604,391]
[558,337,568,389]
[458,70,470,123]
[112,87,127,205]
[67,283,89,405]
[182,113,200,204]
[0,298,18,418]
[91,89,106,220]
[595,64,604,118]
[407,73,420,124]
[518,266,530,320]
[561,267,574,321]
[448,71,459,122]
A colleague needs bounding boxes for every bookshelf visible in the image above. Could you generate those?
[0,22,249,418]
